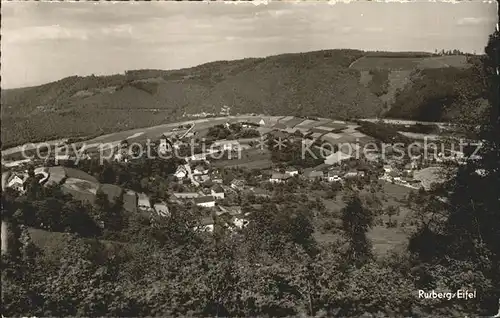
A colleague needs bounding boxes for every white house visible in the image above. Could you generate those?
[137,193,152,211]
[194,195,216,208]
[285,167,299,177]
[212,140,241,152]
[212,176,223,184]
[259,119,266,126]
[211,186,225,200]
[326,170,343,182]
[158,139,171,155]
[190,153,207,161]
[153,202,170,217]
[7,175,25,192]
[174,166,187,180]
[269,173,291,183]
[196,215,248,233]
[343,171,359,179]
[383,165,393,174]
[232,217,249,229]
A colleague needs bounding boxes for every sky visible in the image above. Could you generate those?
[1,1,497,89]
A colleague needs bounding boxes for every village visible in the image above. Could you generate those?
[1,114,469,233]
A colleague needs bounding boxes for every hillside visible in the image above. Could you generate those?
[386,65,488,121]
[1,49,484,148]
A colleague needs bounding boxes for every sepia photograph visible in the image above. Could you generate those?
[1,0,499,316]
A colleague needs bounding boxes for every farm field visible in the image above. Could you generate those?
[315,181,412,254]
[295,119,324,129]
[349,55,469,70]
[62,177,99,195]
[46,166,67,185]
[28,227,132,259]
[282,117,305,128]
[398,131,441,141]
[123,190,138,213]
[211,148,272,169]
[99,184,124,203]
[64,167,99,184]
[413,166,451,190]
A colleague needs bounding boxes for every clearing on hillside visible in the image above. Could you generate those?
[349,55,469,71]
[64,167,99,184]
[62,178,99,203]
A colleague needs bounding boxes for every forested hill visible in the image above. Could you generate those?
[1,49,485,148]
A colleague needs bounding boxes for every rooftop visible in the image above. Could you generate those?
[271,172,291,180]
[173,192,200,198]
[194,195,216,204]
[212,185,224,193]
[307,170,324,178]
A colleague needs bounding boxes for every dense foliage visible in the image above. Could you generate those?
[368,69,390,97]
[355,121,411,145]
[387,65,488,121]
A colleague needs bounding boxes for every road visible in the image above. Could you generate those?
[4,114,457,161]
[2,115,264,158]
[179,123,196,139]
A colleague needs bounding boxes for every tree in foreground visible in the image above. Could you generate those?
[341,194,374,266]
[409,27,500,315]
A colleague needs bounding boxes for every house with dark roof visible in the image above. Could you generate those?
[269,173,291,183]
[123,189,138,213]
[266,130,288,140]
[285,167,299,176]
[194,174,210,183]
[304,170,324,180]
[344,170,364,179]
[194,195,216,208]
[173,192,200,199]
[211,185,225,199]
[248,187,271,198]
[218,205,242,216]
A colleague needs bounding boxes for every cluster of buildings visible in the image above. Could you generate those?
[3,114,479,234]
[1,168,50,193]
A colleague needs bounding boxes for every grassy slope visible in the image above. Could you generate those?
[315,181,413,255]
[348,54,484,120]
[1,49,379,148]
